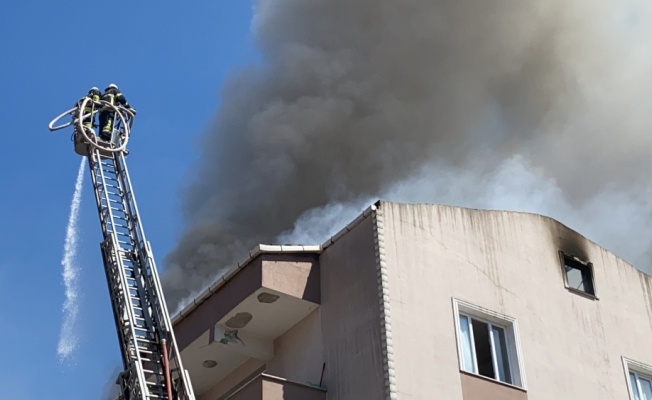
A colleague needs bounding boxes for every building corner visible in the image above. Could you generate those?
[372,202,398,400]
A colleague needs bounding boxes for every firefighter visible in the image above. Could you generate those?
[78,87,101,132]
[99,83,134,141]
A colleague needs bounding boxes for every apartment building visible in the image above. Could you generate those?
[171,201,652,400]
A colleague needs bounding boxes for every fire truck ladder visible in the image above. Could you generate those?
[49,98,195,400]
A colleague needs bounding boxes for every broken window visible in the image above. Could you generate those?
[562,254,595,296]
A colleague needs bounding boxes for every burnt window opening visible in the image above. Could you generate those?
[561,253,595,296]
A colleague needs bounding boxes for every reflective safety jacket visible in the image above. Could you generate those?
[82,90,101,110]
[101,87,130,109]
[75,90,101,110]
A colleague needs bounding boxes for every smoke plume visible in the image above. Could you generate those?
[164,0,652,308]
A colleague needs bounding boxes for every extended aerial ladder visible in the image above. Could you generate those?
[49,97,195,400]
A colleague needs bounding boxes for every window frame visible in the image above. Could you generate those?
[623,357,652,400]
[559,252,598,299]
[452,298,527,389]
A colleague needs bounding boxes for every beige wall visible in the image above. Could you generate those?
[195,216,384,400]
[259,375,326,400]
[197,307,324,399]
[227,375,326,400]
[380,202,652,400]
[266,308,324,386]
[460,373,527,400]
[319,216,386,400]
[199,358,266,400]
[199,307,324,400]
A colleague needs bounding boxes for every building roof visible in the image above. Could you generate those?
[171,204,378,323]
[172,201,652,324]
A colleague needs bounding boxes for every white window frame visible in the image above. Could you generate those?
[623,357,652,400]
[452,298,527,389]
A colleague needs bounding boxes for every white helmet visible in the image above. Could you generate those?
[107,83,118,90]
[90,86,100,91]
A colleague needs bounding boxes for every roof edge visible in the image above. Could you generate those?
[375,200,652,278]
[321,203,377,250]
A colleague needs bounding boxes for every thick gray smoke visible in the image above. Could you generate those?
[163,0,652,309]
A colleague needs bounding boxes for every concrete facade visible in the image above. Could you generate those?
[172,202,652,400]
[380,202,652,400]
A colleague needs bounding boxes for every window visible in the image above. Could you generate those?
[453,299,526,388]
[630,372,652,400]
[561,253,596,297]
[624,358,652,400]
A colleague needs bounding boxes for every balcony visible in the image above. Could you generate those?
[224,373,326,400]
[171,245,322,396]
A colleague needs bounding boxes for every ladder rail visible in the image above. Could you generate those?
[79,105,195,400]
[91,162,131,372]
[138,242,196,399]
[90,150,150,397]
[109,157,161,359]
[113,152,195,398]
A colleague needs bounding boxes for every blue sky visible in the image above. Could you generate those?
[0,1,256,398]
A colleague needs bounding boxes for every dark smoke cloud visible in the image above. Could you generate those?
[163,0,652,308]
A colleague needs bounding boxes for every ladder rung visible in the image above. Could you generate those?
[146,394,168,398]
[142,369,165,375]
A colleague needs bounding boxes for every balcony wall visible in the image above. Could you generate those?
[225,374,326,400]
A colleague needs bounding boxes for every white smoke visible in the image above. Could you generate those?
[57,158,86,363]
[277,199,373,244]
[282,155,652,269]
